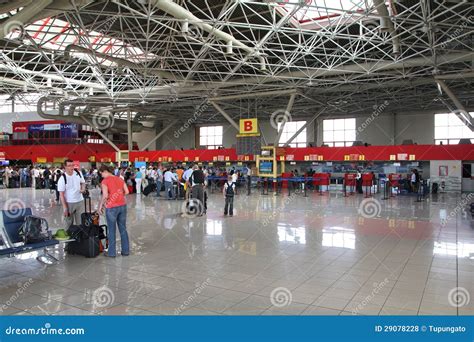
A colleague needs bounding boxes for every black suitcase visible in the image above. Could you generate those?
[143,183,157,196]
[432,182,438,194]
[65,225,101,258]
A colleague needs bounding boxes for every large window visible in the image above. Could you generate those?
[435,113,474,145]
[277,121,307,148]
[323,118,356,147]
[199,126,223,149]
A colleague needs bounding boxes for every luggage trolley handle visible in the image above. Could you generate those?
[84,196,92,214]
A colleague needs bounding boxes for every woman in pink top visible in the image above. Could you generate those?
[98,165,130,257]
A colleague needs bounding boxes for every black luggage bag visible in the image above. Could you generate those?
[65,225,105,258]
[143,183,157,196]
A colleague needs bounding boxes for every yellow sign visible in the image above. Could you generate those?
[225,156,230,161]
[358,155,365,161]
[226,162,231,166]
[209,162,214,166]
[184,157,189,161]
[195,157,200,161]
[279,156,285,161]
[244,156,249,161]
[237,162,243,166]
[390,155,396,161]
[317,155,324,161]
[53,157,65,163]
[239,118,258,134]
[409,154,416,161]
[304,155,309,161]
[344,155,350,161]
[36,157,47,163]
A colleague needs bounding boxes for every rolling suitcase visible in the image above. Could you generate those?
[143,183,157,196]
[66,225,101,258]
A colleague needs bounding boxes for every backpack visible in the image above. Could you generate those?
[191,170,205,184]
[225,182,234,196]
[62,169,82,184]
[18,215,51,244]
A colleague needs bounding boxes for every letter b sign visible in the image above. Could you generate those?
[239,118,258,134]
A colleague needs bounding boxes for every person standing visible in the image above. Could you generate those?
[189,165,205,215]
[57,159,86,228]
[98,165,130,257]
[223,175,235,216]
[43,167,51,190]
[245,164,252,195]
[135,168,143,195]
[156,166,163,197]
[183,165,193,200]
[164,168,177,200]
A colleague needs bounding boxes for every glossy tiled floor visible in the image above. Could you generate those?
[1,187,473,316]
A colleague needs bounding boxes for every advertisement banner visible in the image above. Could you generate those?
[44,124,61,131]
[60,123,79,138]
[28,124,44,132]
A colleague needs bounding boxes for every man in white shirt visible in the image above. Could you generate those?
[183,166,194,199]
[57,159,86,228]
[163,168,178,199]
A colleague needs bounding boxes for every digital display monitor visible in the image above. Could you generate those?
[259,161,273,173]
[261,150,272,157]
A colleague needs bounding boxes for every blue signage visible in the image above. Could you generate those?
[28,124,44,132]
[60,123,78,138]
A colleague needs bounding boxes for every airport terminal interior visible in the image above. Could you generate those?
[0,0,473,317]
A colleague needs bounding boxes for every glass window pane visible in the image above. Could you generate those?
[200,126,208,135]
[323,120,333,130]
[435,114,448,126]
[334,119,345,128]
[200,137,207,146]
[449,125,463,138]
[334,130,345,141]
[345,118,355,129]
[215,126,223,135]
[345,130,356,141]
[435,127,448,139]
[323,131,333,142]
[334,142,344,147]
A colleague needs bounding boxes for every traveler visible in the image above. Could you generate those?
[43,167,51,190]
[189,165,205,215]
[164,168,177,200]
[98,165,130,257]
[156,166,163,197]
[223,175,235,216]
[57,159,86,228]
[135,168,143,195]
[356,169,363,194]
[53,169,62,202]
[183,166,193,199]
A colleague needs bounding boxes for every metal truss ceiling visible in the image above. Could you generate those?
[0,0,473,127]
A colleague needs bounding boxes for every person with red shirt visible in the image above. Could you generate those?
[98,165,130,257]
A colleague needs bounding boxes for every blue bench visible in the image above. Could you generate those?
[0,208,61,264]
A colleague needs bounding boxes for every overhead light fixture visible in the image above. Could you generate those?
[225,41,233,55]
[181,19,189,34]
[89,88,94,96]
[259,56,267,71]
[46,78,52,88]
